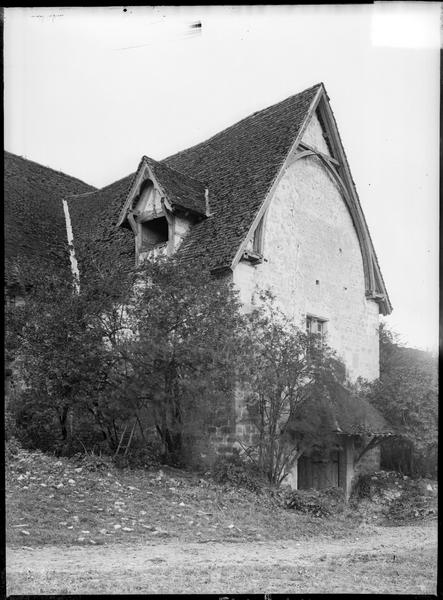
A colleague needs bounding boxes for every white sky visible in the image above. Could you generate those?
[4,4,440,352]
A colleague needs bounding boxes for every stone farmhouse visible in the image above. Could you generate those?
[5,83,392,495]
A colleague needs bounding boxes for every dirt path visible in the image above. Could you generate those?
[6,523,437,594]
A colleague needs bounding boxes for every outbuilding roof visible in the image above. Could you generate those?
[327,383,393,436]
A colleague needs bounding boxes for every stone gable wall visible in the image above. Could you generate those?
[234,155,380,382]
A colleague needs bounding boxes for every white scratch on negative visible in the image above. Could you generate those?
[62,199,80,293]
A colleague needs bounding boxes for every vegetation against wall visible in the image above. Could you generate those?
[5,250,246,465]
[240,293,349,485]
[360,324,438,478]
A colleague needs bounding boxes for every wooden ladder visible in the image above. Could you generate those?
[114,421,137,457]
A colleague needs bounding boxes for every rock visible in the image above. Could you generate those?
[122,527,134,532]
[68,479,75,485]
[99,529,107,535]
[113,524,121,530]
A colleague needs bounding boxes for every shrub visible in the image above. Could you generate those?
[113,442,162,470]
[386,479,438,523]
[212,451,265,492]
[12,399,61,453]
[71,451,113,472]
[350,470,438,523]
[284,487,345,517]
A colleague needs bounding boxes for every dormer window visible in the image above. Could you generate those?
[117,155,209,265]
[140,216,169,251]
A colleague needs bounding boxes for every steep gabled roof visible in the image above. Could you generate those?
[63,83,391,313]
[4,151,95,285]
[163,84,321,268]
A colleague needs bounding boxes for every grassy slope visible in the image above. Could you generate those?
[6,449,360,547]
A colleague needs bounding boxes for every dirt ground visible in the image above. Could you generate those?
[6,522,437,594]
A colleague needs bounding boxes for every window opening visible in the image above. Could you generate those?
[140,216,169,251]
[306,315,327,340]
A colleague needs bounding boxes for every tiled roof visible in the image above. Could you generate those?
[4,151,95,285]
[142,156,208,216]
[163,84,321,268]
[66,84,320,271]
[66,174,135,273]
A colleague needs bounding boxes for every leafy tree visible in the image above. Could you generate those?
[241,294,348,485]
[6,250,247,464]
[120,257,246,464]
[5,247,136,454]
[362,323,438,477]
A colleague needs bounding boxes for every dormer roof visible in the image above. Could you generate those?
[117,155,209,229]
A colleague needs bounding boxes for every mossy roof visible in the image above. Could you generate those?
[4,151,95,285]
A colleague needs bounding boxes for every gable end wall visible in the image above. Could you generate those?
[233,155,380,382]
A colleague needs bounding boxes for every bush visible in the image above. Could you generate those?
[351,470,406,502]
[71,451,113,472]
[212,451,265,492]
[350,470,438,523]
[113,442,162,470]
[284,487,345,517]
[12,400,62,453]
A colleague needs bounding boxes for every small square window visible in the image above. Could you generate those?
[306,315,327,339]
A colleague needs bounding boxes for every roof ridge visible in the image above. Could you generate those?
[145,154,208,187]
[4,149,96,190]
